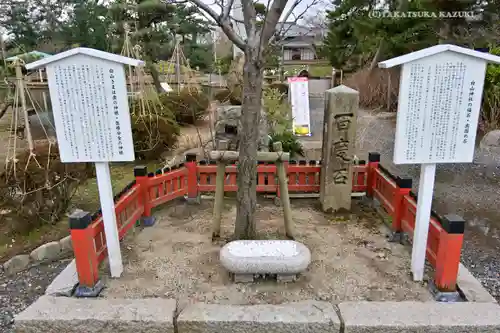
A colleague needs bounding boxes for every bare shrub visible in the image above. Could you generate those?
[213,88,242,105]
[344,67,400,112]
[159,88,210,125]
[263,88,292,135]
[131,115,180,160]
[481,85,500,133]
[223,54,245,105]
[0,142,93,234]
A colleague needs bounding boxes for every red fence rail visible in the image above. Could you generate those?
[70,151,464,296]
[191,159,368,196]
[366,152,464,292]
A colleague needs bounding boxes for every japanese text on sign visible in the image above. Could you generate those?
[393,52,485,164]
[47,56,134,163]
[288,77,311,136]
[332,112,353,184]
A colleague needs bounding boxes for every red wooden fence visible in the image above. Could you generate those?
[367,152,464,292]
[192,159,368,195]
[69,152,464,296]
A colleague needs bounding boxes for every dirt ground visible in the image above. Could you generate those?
[101,199,433,308]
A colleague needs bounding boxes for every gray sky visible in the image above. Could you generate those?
[2,0,329,46]
[201,0,329,24]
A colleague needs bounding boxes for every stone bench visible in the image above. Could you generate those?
[220,240,311,282]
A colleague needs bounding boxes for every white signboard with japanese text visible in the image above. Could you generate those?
[394,52,486,164]
[288,77,311,136]
[46,54,134,163]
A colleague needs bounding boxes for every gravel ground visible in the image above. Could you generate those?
[102,199,433,306]
[0,259,69,333]
[354,110,500,303]
[305,93,500,304]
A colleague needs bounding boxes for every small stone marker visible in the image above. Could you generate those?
[378,44,500,281]
[26,48,144,278]
[320,85,359,213]
[220,240,311,282]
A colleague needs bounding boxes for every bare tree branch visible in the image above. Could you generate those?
[286,0,321,23]
[168,0,246,50]
[276,0,300,31]
[259,0,288,48]
[271,0,321,44]
[222,0,235,21]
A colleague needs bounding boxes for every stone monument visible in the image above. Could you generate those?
[215,105,269,151]
[319,85,359,213]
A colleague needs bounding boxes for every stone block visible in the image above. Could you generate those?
[30,241,61,262]
[220,240,311,275]
[457,263,498,303]
[215,105,269,151]
[3,254,31,275]
[277,273,297,282]
[340,301,500,333]
[480,130,500,149]
[320,85,359,213]
[478,130,500,165]
[45,259,78,296]
[233,274,255,283]
[177,301,341,333]
[14,296,176,333]
[59,235,73,253]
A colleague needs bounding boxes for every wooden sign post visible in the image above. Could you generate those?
[26,48,144,278]
[379,44,500,281]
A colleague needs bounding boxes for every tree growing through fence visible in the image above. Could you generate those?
[165,0,319,239]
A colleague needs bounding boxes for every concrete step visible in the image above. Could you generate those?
[15,296,500,333]
[14,296,176,333]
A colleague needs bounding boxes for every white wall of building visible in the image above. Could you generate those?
[282,48,316,61]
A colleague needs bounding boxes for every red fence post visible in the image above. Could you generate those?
[70,210,104,297]
[134,166,155,226]
[185,153,200,203]
[392,176,413,232]
[434,214,465,294]
[366,152,380,198]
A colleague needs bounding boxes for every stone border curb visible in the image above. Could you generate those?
[339,301,500,332]
[14,296,176,333]
[1,235,72,275]
[44,259,79,296]
[15,297,500,333]
[457,263,498,303]
[177,301,341,333]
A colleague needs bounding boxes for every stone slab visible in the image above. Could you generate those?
[3,254,30,275]
[14,296,176,333]
[59,235,73,253]
[220,240,311,274]
[177,301,341,333]
[30,241,61,262]
[45,259,78,296]
[457,263,498,303]
[339,301,500,333]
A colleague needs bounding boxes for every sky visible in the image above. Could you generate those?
[200,0,329,25]
[1,0,330,45]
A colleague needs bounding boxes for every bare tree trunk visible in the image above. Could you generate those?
[234,46,264,240]
[146,62,163,93]
[369,40,383,72]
